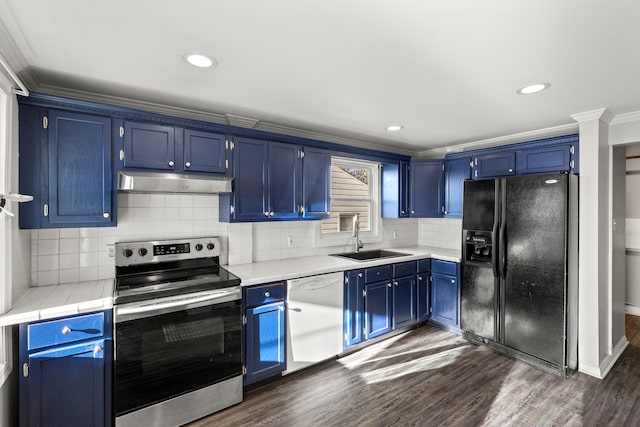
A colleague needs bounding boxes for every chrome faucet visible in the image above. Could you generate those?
[353,213,364,253]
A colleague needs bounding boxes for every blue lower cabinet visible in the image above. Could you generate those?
[364,281,393,339]
[244,302,286,385]
[393,276,416,329]
[19,311,112,427]
[416,273,431,322]
[431,272,460,328]
[344,270,365,349]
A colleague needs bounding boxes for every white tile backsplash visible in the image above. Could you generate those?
[30,193,460,286]
[30,193,229,285]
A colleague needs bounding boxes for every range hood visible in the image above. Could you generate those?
[118,171,233,194]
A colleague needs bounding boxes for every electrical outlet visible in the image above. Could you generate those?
[287,235,295,248]
[393,230,399,240]
[107,246,115,258]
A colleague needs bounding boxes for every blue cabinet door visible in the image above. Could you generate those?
[393,276,416,329]
[47,110,114,226]
[416,273,431,322]
[381,160,410,218]
[302,147,331,219]
[473,152,516,179]
[232,137,268,221]
[431,272,459,327]
[26,338,111,427]
[123,121,176,170]
[410,160,444,217]
[444,158,471,218]
[244,302,285,385]
[183,129,227,174]
[364,281,393,339]
[519,143,573,175]
[268,142,300,219]
[344,270,365,348]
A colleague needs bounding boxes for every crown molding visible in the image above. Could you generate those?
[30,84,416,157]
[415,122,579,159]
[570,108,614,124]
[610,110,640,125]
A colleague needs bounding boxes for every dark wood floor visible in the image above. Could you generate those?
[190,319,640,427]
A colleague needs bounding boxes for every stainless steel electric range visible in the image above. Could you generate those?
[113,237,242,427]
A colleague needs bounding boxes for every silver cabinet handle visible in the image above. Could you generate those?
[508,168,514,173]
[264,291,271,298]
[103,213,110,219]
[270,212,275,217]
[418,277,423,281]
[401,210,405,214]
[387,283,392,288]
[411,210,415,214]
[185,161,191,168]
[358,273,363,278]
[168,160,174,167]
[451,279,456,284]
[264,211,270,217]
[93,346,103,356]
[62,326,72,335]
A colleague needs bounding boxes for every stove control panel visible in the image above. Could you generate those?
[115,237,221,266]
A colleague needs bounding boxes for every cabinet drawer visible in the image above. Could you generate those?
[365,265,392,284]
[431,259,458,276]
[245,282,285,308]
[393,261,417,278]
[28,312,106,351]
[417,259,431,273]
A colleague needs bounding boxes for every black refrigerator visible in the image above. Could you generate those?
[460,172,578,376]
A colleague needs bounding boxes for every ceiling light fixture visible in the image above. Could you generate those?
[386,125,403,131]
[185,53,216,68]
[517,83,550,95]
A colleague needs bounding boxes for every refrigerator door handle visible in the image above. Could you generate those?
[492,219,499,279]
[498,179,507,279]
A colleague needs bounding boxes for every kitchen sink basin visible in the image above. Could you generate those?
[331,249,411,262]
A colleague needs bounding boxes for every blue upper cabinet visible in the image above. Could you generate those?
[120,121,229,175]
[227,137,268,221]
[381,160,410,218]
[183,129,227,174]
[455,134,579,182]
[519,143,574,175]
[268,142,301,220]
[19,106,116,228]
[472,151,516,179]
[409,160,444,217]
[220,138,330,222]
[444,158,471,218]
[301,147,331,220]
[122,121,176,171]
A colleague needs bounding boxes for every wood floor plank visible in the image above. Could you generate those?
[189,322,640,427]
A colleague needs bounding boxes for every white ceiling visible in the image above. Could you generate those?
[1,1,640,155]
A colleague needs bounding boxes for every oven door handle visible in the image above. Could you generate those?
[115,288,241,321]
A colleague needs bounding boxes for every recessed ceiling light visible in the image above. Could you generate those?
[185,53,216,68]
[386,125,403,131]
[517,83,550,95]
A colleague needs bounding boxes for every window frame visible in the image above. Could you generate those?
[313,156,382,248]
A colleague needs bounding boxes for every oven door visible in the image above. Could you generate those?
[113,287,242,417]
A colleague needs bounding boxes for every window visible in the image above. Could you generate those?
[314,157,381,247]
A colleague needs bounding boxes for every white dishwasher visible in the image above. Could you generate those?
[284,272,344,374]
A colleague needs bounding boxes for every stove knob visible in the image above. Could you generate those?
[195,244,203,251]
[207,243,215,250]
[123,249,133,258]
[138,248,148,257]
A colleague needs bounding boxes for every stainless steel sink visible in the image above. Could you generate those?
[331,249,411,262]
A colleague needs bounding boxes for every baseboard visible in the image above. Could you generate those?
[625,304,640,316]
[599,336,629,379]
[578,336,629,379]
